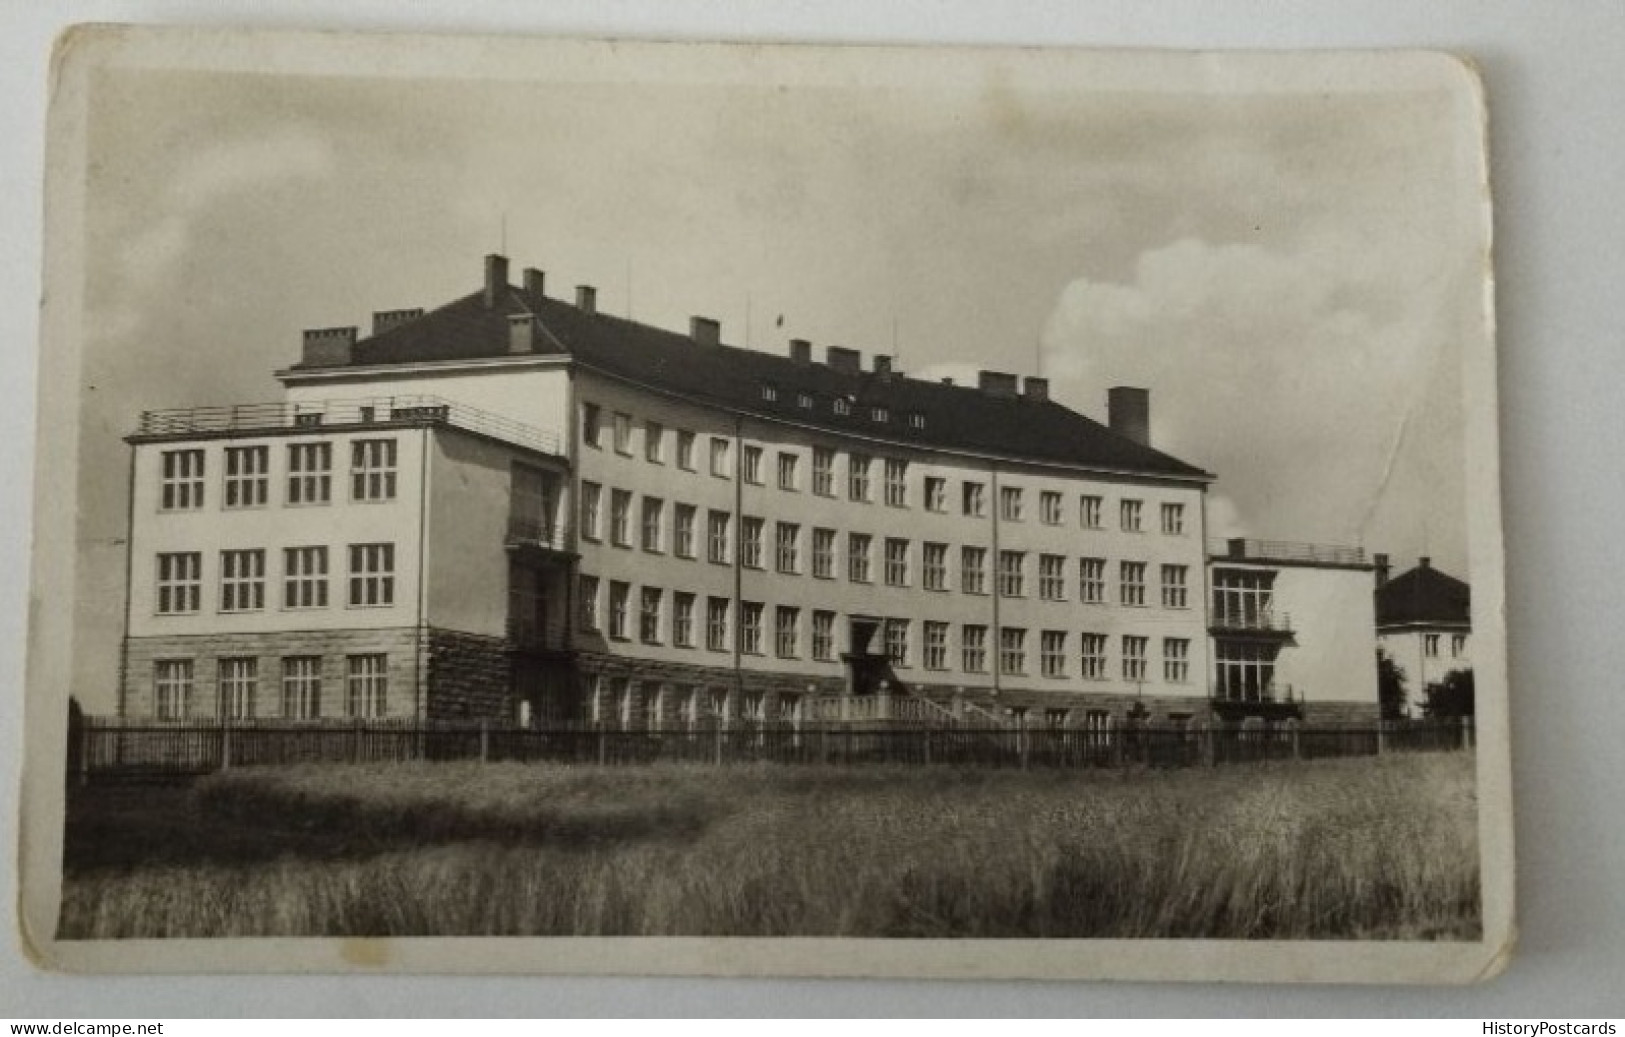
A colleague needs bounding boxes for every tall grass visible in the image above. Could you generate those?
[59,754,1479,939]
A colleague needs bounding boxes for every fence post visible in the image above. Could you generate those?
[1290,722,1301,761]
[352,720,363,764]
[1199,722,1214,767]
[597,724,608,767]
[923,728,932,766]
[76,721,92,787]
[220,719,233,772]
[479,719,490,763]
[1462,715,1474,751]
[713,723,724,767]
[1375,720,1386,755]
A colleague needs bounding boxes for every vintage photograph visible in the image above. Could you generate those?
[21,29,1509,980]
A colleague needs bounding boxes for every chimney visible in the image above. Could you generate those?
[522,267,546,298]
[508,313,537,355]
[977,370,1019,398]
[575,285,597,314]
[1227,537,1248,559]
[1374,552,1391,588]
[690,316,721,347]
[1023,376,1049,402]
[873,354,894,379]
[827,346,861,374]
[1107,386,1151,447]
[371,308,424,335]
[484,254,509,308]
[940,377,954,386]
[788,339,812,365]
[1419,556,1432,570]
[301,326,357,367]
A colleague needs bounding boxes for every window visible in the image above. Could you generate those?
[743,445,764,485]
[1161,502,1185,535]
[908,413,926,430]
[1041,631,1067,678]
[1044,709,1069,730]
[641,497,664,553]
[156,552,201,614]
[351,439,398,501]
[1080,495,1103,529]
[640,587,663,644]
[1119,561,1147,606]
[579,574,600,631]
[776,522,801,573]
[347,543,395,606]
[776,606,800,658]
[741,516,765,569]
[582,403,603,448]
[778,451,799,491]
[160,449,205,510]
[1039,554,1066,601]
[1080,557,1107,603]
[848,453,872,502]
[1040,491,1063,525]
[1212,569,1277,628]
[812,447,835,496]
[1425,633,1440,657]
[220,549,265,612]
[706,597,730,652]
[1120,498,1143,532]
[962,481,986,517]
[707,510,731,564]
[613,412,633,455]
[1164,638,1190,683]
[676,430,696,470]
[740,601,764,655]
[673,592,696,647]
[812,611,836,661]
[219,657,257,720]
[834,397,852,416]
[580,481,603,540]
[997,550,1026,598]
[223,446,269,508]
[1122,635,1149,682]
[923,542,948,591]
[1080,633,1108,680]
[281,657,321,719]
[848,533,873,583]
[673,504,697,559]
[961,546,987,595]
[1215,641,1279,702]
[761,384,779,402]
[346,654,388,718]
[1161,564,1189,608]
[283,546,328,609]
[1084,710,1112,741]
[923,621,949,670]
[962,625,988,673]
[884,618,909,668]
[710,437,731,477]
[999,627,1027,675]
[1451,634,1467,657]
[645,421,665,463]
[871,406,889,423]
[608,581,630,639]
[884,538,910,586]
[1000,486,1024,522]
[812,528,836,579]
[797,392,814,410]
[884,458,909,507]
[154,660,193,719]
[924,476,947,513]
[610,490,632,547]
[286,443,332,505]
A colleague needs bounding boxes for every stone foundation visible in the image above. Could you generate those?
[424,630,512,722]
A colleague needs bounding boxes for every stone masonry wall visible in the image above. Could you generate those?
[424,630,513,722]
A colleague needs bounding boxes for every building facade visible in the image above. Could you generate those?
[1374,555,1472,714]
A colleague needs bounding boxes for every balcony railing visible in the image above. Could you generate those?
[135,395,565,458]
[1210,682,1299,706]
[1209,607,1294,633]
[1209,537,1366,567]
[505,516,569,551]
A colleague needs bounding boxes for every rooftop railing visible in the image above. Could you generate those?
[134,395,565,458]
[1210,606,1295,633]
[1209,537,1367,567]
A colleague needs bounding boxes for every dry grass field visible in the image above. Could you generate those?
[58,753,1480,940]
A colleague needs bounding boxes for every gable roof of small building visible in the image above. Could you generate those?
[1375,559,1471,629]
[286,272,1213,480]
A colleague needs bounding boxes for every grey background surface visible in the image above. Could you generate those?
[2,0,1622,1018]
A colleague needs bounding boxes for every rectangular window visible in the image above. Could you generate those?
[812,447,836,496]
[580,481,602,541]
[740,601,764,655]
[1161,564,1189,608]
[579,574,600,631]
[812,610,836,661]
[641,497,664,553]
[848,533,873,583]
[281,656,321,719]
[1080,633,1108,680]
[1080,494,1103,529]
[283,546,328,609]
[350,439,398,502]
[962,625,988,673]
[1164,638,1190,683]
[1080,557,1107,603]
[1122,635,1149,682]
[609,581,630,639]
[924,477,947,513]
[582,403,603,448]
[848,453,872,502]
[1212,569,1278,629]
[884,458,909,507]
[1040,491,1063,525]
[673,504,697,559]
[962,546,987,595]
[346,654,388,718]
[1215,641,1280,702]
[707,510,731,564]
[645,420,664,463]
[741,516,765,569]
[962,481,986,517]
[1452,634,1467,657]
[1041,631,1067,678]
[999,627,1027,675]
[743,445,764,485]
[1425,633,1440,657]
[1045,709,1069,730]
[776,606,800,658]
[160,449,205,511]
[640,587,663,644]
[219,549,265,612]
[923,542,948,591]
[1120,498,1144,532]
[154,659,194,719]
[706,597,730,652]
[610,489,632,547]
[776,522,801,573]
[778,451,799,491]
[156,552,202,614]
[613,412,633,455]
[218,657,257,720]
[884,538,910,587]
[997,550,1026,598]
[1039,554,1066,601]
[676,430,696,470]
[673,592,696,647]
[812,528,836,579]
[223,446,269,508]
[1120,561,1147,606]
[286,443,332,505]
[1000,486,1024,522]
[923,621,949,670]
[347,543,395,607]
[710,437,731,477]
[1161,502,1185,535]
[878,618,907,668]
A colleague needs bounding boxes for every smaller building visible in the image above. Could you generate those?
[1374,555,1471,716]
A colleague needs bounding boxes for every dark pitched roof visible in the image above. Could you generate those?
[295,282,1212,480]
[1375,563,1471,628]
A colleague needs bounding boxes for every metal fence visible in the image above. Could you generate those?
[68,716,1474,782]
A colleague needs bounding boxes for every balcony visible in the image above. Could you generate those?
[505,516,570,553]
[1208,537,1367,567]
[1209,607,1295,638]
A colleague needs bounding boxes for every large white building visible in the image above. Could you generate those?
[119,253,1380,728]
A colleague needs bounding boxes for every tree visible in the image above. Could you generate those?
[1376,648,1408,720]
[1423,668,1475,719]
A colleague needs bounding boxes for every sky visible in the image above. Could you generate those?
[69,61,1486,706]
